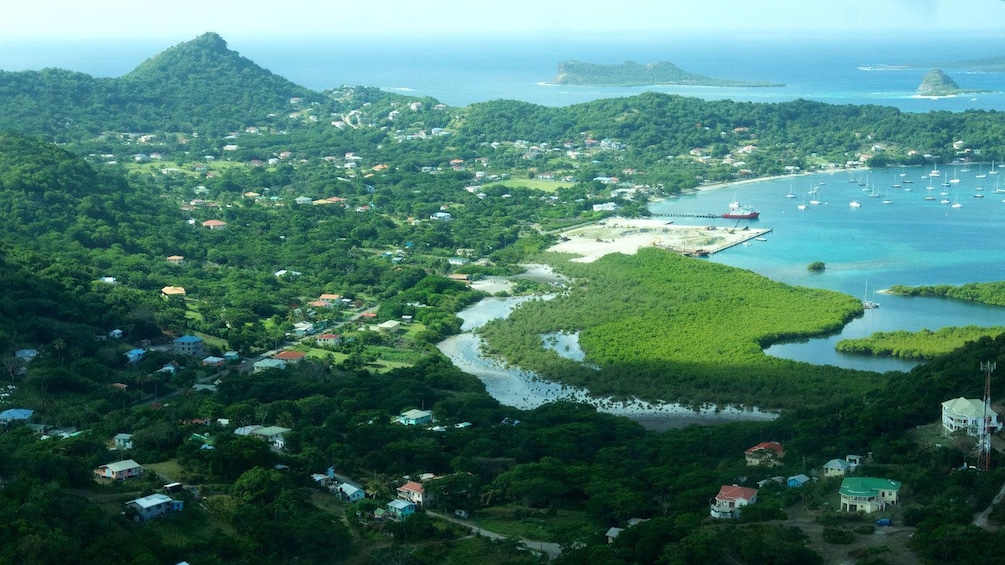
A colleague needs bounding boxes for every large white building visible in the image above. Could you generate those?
[941,397,1002,437]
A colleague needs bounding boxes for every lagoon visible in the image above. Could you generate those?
[436,294,777,431]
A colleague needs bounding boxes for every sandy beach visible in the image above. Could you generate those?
[548,217,770,263]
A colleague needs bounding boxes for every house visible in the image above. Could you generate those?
[387,499,416,520]
[127,493,183,521]
[430,211,452,221]
[396,409,433,426]
[114,433,134,450]
[15,349,38,363]
[319,293,342,302]
[316,333,341,347]
[234,425,263,436]
[605,527,624,544]
[839,477,902,513]
[397,481,432,506]
[161,286,187,298]
[377,320,401,333]
[941,397,1003,437]
[108,329,123,339]
[202,219,227,230]
[273,350,306,364]
[157,361,179,375]
[254,358,287,372]
[338,483,366,503]
[125,349,146,364]
[173,335,205,357]
[745,441,785,466]
[95,459,142,480]
[823,458,854,477]
[202,356,226,367]
[0,408,33,424]
[787,474,811,488]
[292,321,315,336]
[224,351,240,361]
[252,426,291,449]
[166,255,185,265]
[710,485,758,519]
[295,196,313,205]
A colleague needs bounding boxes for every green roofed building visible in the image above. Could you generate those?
[839,477,901,513]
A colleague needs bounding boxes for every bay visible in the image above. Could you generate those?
[648,166,1005,371]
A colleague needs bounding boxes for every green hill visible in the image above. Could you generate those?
[0,32,316,137]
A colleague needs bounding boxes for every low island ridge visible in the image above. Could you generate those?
[547,60,784,87]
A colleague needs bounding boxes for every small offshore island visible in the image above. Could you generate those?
[916,68,986,97]
[547,60,784,87]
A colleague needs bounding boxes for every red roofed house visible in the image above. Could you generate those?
[202,220,227,230]
[710,485,758,519]
[272,350,306,364]
[397,481,433,506]
[316,333,341,347]
[745,441,785,467]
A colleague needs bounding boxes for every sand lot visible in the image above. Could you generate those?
[548,217,770,262]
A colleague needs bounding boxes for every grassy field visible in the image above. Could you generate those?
[144,459,186,483]
[473,505,595,543]
[495,178,574,192]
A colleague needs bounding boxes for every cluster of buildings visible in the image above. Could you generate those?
[709,396,1004,521]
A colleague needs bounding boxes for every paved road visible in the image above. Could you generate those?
[974,478,1005,527]
[426,510,562,560]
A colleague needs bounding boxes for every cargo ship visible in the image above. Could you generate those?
[722,201,760,220]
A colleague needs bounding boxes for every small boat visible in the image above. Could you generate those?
[974,193,985,198]
[924,194,936,201]
[754,237,767,242]
[862,280,880,309]
[902,178,914,184]
[892,183,902,188]
[849,200,861,208]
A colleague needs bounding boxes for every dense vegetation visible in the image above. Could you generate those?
[836,325,1005,359]
[479,249,875,408]
[889,281,1005,306]
[4,32,1005,564]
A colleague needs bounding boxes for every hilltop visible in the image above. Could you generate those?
[0,32,316,136]
[548,60,783,87]
[916,68,963,96]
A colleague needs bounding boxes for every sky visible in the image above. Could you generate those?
[4,0,1005,41]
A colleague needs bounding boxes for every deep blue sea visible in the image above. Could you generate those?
[4,33,1005,372]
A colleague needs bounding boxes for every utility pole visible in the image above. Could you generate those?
[979,361,996,472]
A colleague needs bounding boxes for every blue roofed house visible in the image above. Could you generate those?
[127,493,183,521]
[823,458,854,477]
[787,474,811,488]
[125,349,146,364]
[173,335,205,357]
[387,499,416,520]
[396,409,433,426]
[114,433,134,450]
[0,408,34,424]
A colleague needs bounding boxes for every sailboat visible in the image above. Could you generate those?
[786,184,797,199]
[990,160,999,175]
[797,194,807,210]
[949,166,961,184]
[976,163,986,179]
[882,191,893,205]
[808,183,821,205]
[951,195,963,208]
[930,163,941,177]
[862,280,879,309]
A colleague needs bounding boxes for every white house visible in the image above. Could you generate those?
[338,483,366,503]
[114,433,134,450]
[397,481,432,506]
[941,397,1003,437]
[710,485,758,519]
[839,477,901,513]
[127,493,183,521]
